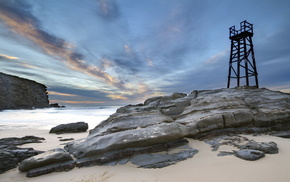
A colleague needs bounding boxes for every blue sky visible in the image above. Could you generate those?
[0,0,290,106]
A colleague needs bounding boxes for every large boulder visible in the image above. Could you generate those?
[49,122,88,134]
[0,72,49,110]
[65,88,290,165]
[19,148,74,172]
[66,122,185,158]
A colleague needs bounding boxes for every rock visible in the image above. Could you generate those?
[89,111,174,136]
[0,136,45,173]
[59,138,74,141]
[0,150,18,173]
[130,146,198,168]
[26,160,75,177]
[0,72,49,110]
[0,136,45,147]
[238,141,279,154]
[49,103,65,108]
[66,123,185,159]
[19,148,74,172]
[74,139,189,168]
[203,135,279,160]
[8,147,44,163]
[158,92,190,116]
[270,131,290,138]
[234,149,265,161]
[49,122,88,134]
[64,88,290,168]
[217,151,234,157]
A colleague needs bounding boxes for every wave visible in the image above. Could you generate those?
[0,106,119,130]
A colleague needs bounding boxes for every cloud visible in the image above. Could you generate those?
[0,1,153,101]
[279,89,290,94]
[0,53,19,60]
[48,91,78,97]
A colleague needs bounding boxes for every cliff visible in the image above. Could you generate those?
[0,72,49,110]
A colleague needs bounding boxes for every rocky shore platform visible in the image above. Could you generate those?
[1,87,290,181]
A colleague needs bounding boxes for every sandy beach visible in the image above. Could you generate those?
[1,129,290,182]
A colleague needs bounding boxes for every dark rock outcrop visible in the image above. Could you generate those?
[26,160,75,178]
[0,150,18,173]
[65,88,290,161]
[19,148,74,172]
[204,135,279,160]
[130,146,198,168]
[49,103,65,108]
[19,148,75,177]
[74,139,190,168]
[19,88,290,176]
[234,149,265,161]
[0,136,45,173]
[238,141,278,154]
[270,131,290,138]
[0,72,49,110]
[49,122,88,134]
[0,136,45,147]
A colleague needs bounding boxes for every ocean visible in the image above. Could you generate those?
[0,106,119,130]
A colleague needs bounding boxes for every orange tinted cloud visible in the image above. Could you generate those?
[0,53,19,60]
[106,94,127,100]
[0,7,122,89]
[48,91,78,97]
[0,4,154,101]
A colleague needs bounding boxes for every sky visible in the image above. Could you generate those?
[0,0,290,107]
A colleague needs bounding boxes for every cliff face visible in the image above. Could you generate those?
[0,72,49,110]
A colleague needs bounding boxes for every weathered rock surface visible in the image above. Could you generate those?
[19,88,290,176]
[19,148,74,172]
[49,122,88,134]
[234,149,265,161]
[74,139,190,168]
[270,131,290,138]
[65,88,290,161]
[0,136,45,173]
[204,135,279,160]
[0,136,45,147]
[130,146,198,168]
[0,150,18,173]
[0,72,49,110]
[238,141,278,154]
[26,160,75,177]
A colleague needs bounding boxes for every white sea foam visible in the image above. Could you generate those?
[0,107,118,130]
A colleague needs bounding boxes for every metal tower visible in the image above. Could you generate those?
[227,20,259,88]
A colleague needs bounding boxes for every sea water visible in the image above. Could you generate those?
[0,106,119,130]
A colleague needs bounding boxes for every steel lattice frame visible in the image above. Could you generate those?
[227,20,259,88]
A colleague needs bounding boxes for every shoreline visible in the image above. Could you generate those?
[1,129,290,181]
